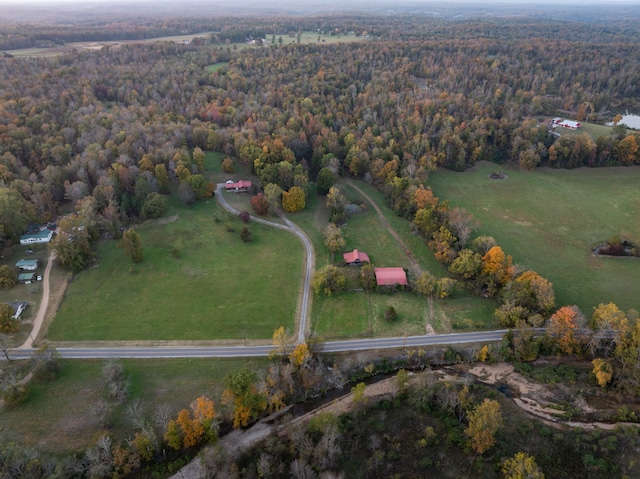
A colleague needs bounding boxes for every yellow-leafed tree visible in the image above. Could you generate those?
[592,358,613,388]
[502,452,545,479]
[465,398,503,454]
[282,186,306,212]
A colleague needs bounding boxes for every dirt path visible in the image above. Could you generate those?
[345,179,423,277]
[345,179,442,331]
[216,185,314,343]
[18,253,54,349]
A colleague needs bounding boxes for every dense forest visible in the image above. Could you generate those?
[1,10,640,478]
[2,15,640,252]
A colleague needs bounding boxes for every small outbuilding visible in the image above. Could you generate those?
[6,301,28,319]
[374,267,408,286]
[343,249,370,265]
[20,229,53,245]
[15,259,39,271]
[18,273,39,284]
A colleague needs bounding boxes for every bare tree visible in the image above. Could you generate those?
[290,459,317,479]
[126,398,147,430]
[85,435,113,479]
[152,403,173,432]
[447,207,480,247]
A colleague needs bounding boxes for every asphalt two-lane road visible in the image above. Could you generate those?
[6,330,508,360]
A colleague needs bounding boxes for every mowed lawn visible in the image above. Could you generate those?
[313,292,499,339]
[47,200,302,341]
[0,357,270,454]
[429,162,640,313]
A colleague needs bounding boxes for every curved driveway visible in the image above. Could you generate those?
[215,185,314,343]
[4,187,507,361]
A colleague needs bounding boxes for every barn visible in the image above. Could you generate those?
[374,267,408,286]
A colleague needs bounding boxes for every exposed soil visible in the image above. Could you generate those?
[466,362,636,430]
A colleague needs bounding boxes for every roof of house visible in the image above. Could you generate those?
[20,229,53,241]
[559,119,581,128]
[18,273,36,281]
[225,180,252,190]
[15,259,38,268]
[374,267,408,286]
[6,301,28,319]
[343,249,370,264]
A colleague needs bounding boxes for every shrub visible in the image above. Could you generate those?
[385,306,397,322]
[240,227,252,243]
[222,157,235,173]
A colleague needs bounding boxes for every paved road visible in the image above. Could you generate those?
[215,184,314,343]
[6,330,507,360]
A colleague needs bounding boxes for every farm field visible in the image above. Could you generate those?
[300,178,499,339]
[429,162,640,313]
[5,31,367,58]
[312,292,497,340]
[0,357,270,454]
[46,199,302,341]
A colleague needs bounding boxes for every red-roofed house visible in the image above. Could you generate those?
[225,180,252,192]
[343,249,370,265]
[374,267,408,286]
[557,119,581,130]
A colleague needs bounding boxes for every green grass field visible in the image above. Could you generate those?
[0,357,270,454]
[429,161,640,313]
[312,291,499,340]
[47,199,302,341]
[204,62,229,73]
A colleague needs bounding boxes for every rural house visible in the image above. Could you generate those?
[20,229,53,245]
[551,118,581,130]
[374,267,408,286]
[225,180,252,192]
[15,259,39,271]
[18,273,40,284]
[343,249,370,265]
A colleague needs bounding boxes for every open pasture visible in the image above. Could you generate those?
[0,357,269,454]
[47,200,302,341]
[429,162,640,312]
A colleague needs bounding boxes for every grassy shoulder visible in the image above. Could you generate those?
[47,200,302,341]
[429,161,640,312]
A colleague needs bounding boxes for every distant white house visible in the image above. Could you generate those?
[20,229,53,245]
[551,118,582,130]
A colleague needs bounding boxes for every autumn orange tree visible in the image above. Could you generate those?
[480,246,515,296]
[222,368,267,429]
[164,395,218,450]
[465,398,503,454]
[547,305,584,355]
